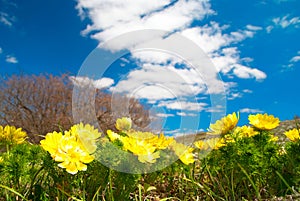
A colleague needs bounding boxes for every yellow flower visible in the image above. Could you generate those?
[127,130,156,140]
[224,134,235,143]
[120,135,161,163]
[107,130,121,142]
[284,128,300,142]
[214,138,226,149]
[115,117,132,131]
[208,112,239,135]
[40,129,94,174]
[0,156,3,163]
[233,126,259,138]
[204,138,226,150]
[40,131,63,158]
[55,135,94,174]
[123,137,156,155]
[151,133,174,150]
[0,125,27,144]
[68,123,101,154]
[194,140,208,150]
[269,136,278,142]
[170,141,194,165]
[138,151,160,163]
[248,113,280,130]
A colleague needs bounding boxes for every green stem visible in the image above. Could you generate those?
[0,184,28,201]
[109,169,114,201]
[275,171,293,193]
[237,163,261,200]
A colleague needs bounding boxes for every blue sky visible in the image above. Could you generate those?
[0,0,300,135]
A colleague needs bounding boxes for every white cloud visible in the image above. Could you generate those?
[233,64,267,80]
[78,0,213,42]
[242,89,253,93]
[181,23,257,55]
[70,76,114,89]
[93,77,115,88]
[5,55,18,64]
[285,51,300,69]
[205,105,224,113]
[289,51,300,63]
[156,113,174,118]
[110,63,208,101]
[290,56,300,63]
[227,92,243,100]
[180,24,265,80]
[267,15,300,33]
[266,25,274,33]
[246,25,263,31]
[176,112,197,117]
[0,12,14,27]
[158,100,207,111]
[273,15,300,28]
[0,47,2,54]
[274,0,295,3]
[239,108,263,113]
[76,0,267,112]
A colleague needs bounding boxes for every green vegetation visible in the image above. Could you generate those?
[0,113,300,200]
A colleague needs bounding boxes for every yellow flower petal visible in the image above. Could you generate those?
[107,130,121,142]
[0,125,27,144]
[115,117,132,131]
[41,129,94,174]
[40,131,63,157]
[194,140,206,150]
[68,123,101,154]
[138,151,160,163]
[284,128,300,142]
[170,141,194,165]
[248,113,280,130]
[208,112,239,135]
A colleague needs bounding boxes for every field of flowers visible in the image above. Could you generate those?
[0,113,300,200]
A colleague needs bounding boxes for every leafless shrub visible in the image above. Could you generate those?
[0,74,151,143]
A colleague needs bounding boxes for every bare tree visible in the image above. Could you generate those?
[0,74,151,143]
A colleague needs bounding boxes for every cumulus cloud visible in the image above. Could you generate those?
[233,64,267,80]
[246,25,263,31]
[158,100,207,111]
[75,0,266,113]
[176,112,197,117]
[110,63,209,102]
[5,55,18,64]
[70,76,114,89]
[78,0,213,41]
[239,108,264,113]
[156,113,174,118]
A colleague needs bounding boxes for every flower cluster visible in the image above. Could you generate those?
[40,123,101,174]
[194,113,280,150]
[106,117,194,165]
[0,125,27,145]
